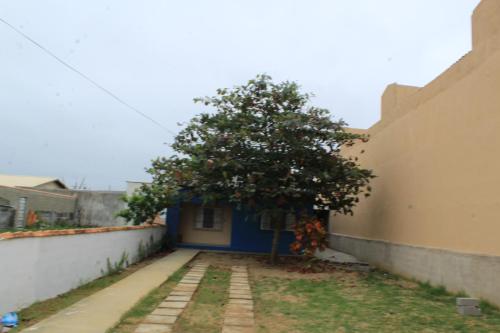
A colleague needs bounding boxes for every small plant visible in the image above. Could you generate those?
[102,251,129,276]
[54,219,71,228]
[137,240,146,261]
[418,281,449,298]
[29,220,52,230]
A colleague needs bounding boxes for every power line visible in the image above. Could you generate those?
[0,16,176,136]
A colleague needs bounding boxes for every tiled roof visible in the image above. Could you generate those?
[0,174,66,189]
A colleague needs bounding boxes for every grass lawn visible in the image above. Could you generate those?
[9,252,171,332]
[253,272,500,333]
[198,253,500,333]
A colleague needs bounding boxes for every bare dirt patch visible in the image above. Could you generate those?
[255,311,301,333]
[196,252,364,281]
[382,278,419,289]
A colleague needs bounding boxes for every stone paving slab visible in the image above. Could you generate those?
[158,301,188,309]
[182,275,202,279]
[230,289,252,294]
[230,291,252,297]
[230,283,250,288]
[226,304,254,312]
[226,311,254,318]
[19,249,199,333]
[229,299,253,305]
[229,284,250,290]
[175,283,201,287]
[144,315,178,325]
[230,289,250,293]
[170,291,194,297]
[224,317,255,326]
[134,323,172,333]
[165,295,191,302]
[222,326,255,333]
[173,285,198,292]
[151,308,183,316]
[179,280,200,284]
[230,294,252,300]
[228,303,253,310]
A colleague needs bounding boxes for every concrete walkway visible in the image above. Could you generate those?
[21,249,199,333]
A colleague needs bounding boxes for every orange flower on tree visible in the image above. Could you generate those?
[290,216,328,256]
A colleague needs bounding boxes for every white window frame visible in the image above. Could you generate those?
[260,212,295,231]
[194,206,224,231]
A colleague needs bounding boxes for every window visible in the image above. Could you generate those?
[260,212,295,231]
[194,207,224,231]
[202,208,214,228]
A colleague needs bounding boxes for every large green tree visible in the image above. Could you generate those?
[121,75,373,264]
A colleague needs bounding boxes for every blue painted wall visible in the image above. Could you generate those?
[229,208,295,254]
[166,204,295,254]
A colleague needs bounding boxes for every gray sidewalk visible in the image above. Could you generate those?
[21,249,199,333]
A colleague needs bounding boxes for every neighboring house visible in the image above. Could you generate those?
[0,174,76,228]
[0,197,15,229]
[0,174,133,228]
[0,174,68,190]
[166,199,298,254]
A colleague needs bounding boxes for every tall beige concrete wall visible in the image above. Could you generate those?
[330,0,500,304]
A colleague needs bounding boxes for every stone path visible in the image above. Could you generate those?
[222,266,255,333]
[134,262,209,333]
[21,249,199,333]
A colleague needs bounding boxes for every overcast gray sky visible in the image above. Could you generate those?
[0,0,480,190]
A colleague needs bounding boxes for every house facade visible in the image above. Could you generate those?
[166,200,297,254]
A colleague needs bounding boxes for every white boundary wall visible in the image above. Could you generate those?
[0,226,166,313]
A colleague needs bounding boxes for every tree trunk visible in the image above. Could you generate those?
[270,219,282,265]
